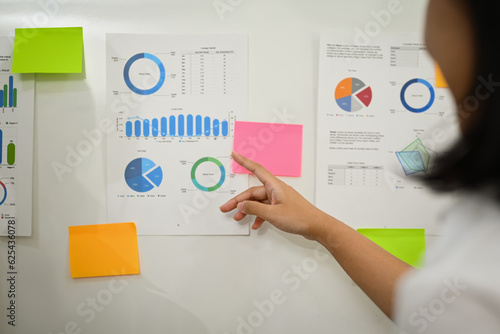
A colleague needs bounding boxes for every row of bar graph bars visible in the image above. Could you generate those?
[125,115,229,138]
[0,76,17,108]
[0,130,16,165]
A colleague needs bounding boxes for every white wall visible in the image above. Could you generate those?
[0,0,430,333]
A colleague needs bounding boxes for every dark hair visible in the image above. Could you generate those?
[424,1,500,196]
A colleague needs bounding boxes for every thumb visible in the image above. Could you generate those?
[238,201,277,222]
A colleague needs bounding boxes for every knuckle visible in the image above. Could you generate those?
[248,186,260,192]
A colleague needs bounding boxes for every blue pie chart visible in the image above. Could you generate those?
[124,158,163,193]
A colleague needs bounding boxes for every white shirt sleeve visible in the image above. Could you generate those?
[395,271,500,334]
[394,196,500,334]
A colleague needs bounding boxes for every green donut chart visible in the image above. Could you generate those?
[191,157,225,192]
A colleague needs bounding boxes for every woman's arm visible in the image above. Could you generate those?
[220,151,413,318]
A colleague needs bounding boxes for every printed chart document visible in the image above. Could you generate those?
[316,32,459,234]
[106,33,249,235]
[0,37,35,236]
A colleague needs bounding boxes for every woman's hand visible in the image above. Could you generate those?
[221,152,412,319]
[219,151,330,240]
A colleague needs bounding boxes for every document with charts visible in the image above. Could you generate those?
[0,37,34,236]
[316,32,459,234]
[106,33,249,235]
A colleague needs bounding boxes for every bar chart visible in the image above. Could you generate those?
[0,76,18,108]
[0,129,16,165]
[125,114,230,138]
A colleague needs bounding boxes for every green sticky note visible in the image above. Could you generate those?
[357,228,426,268]
[12,27,83,73]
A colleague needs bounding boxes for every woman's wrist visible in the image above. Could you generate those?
[309,212,344,245]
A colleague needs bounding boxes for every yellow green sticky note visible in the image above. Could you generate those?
[68,223,140,278]
[13,27,83,73]
[357,228,425,268]
[435,63,448,88]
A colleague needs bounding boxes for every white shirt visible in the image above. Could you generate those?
[394,194,500,334]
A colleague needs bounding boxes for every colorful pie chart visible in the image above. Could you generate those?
[335,77,373,112]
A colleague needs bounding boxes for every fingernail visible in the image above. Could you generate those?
[237,202,244,211]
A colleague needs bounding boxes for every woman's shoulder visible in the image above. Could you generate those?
[394,193,500,334]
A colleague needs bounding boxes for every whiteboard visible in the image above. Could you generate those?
[0,0,433,333]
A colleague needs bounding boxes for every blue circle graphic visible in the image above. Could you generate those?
[400,78,435,113]
[123,53,166,95]
[124,158,163,193]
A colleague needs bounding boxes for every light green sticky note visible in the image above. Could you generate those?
[357,228,426,268]
[12,27,83,73]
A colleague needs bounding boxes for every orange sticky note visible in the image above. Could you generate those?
[435,63,448,88]
[68,223,140,278]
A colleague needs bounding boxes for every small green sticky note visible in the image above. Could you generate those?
[357,228,426,268]
[12,27,83,73]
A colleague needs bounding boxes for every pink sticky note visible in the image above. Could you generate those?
[232,121,303,177]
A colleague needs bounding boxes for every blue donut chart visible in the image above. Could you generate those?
[400,78,435,113]
[123,53,166,95]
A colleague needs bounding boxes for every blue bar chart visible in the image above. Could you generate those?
[0,76,18,108]
[125,114,230,138]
